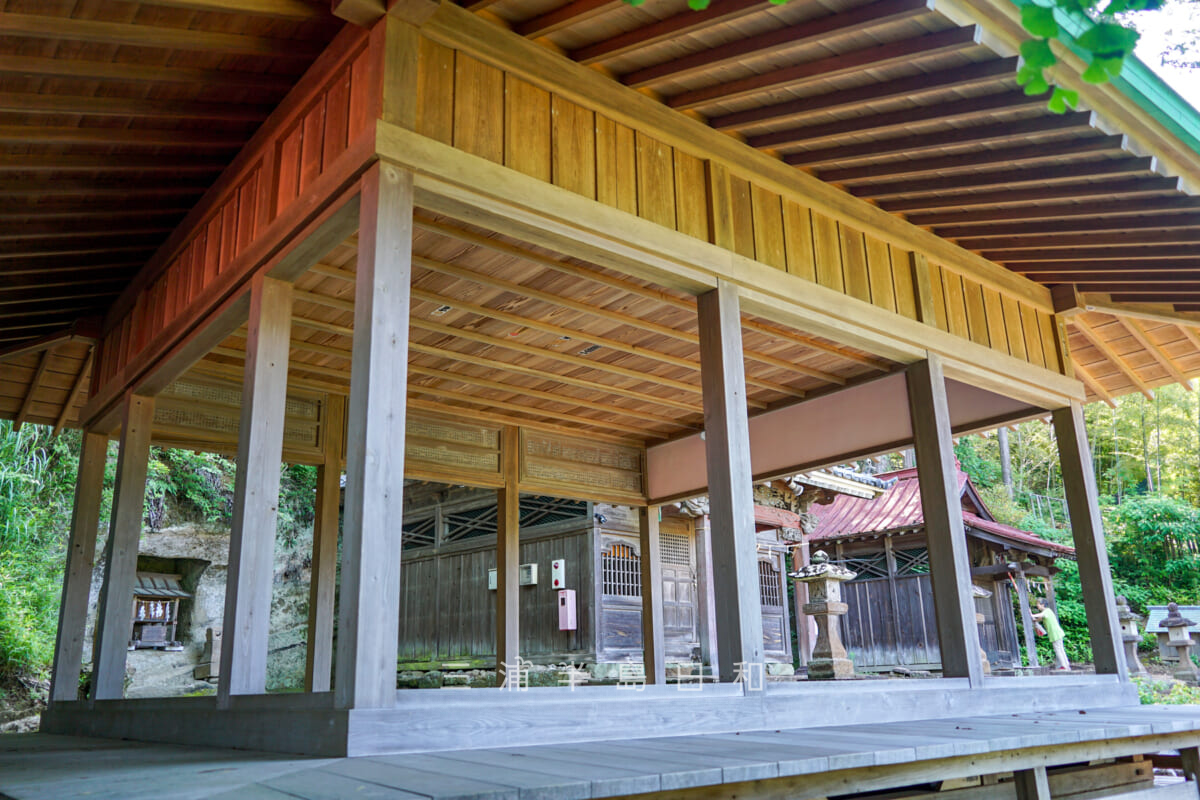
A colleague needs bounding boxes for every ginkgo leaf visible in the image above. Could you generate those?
[1021,4,1060,38]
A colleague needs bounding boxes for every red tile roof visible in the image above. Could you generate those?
[809,467,1074,556]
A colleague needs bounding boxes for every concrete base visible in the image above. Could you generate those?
[807,658,854,680]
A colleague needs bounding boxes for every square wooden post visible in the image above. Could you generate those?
[335,161,413,710]
[906,356,984,686]
[1053,401,1126,678]
[1014,766,1051,800]
[305,393,346,693]
[91,394,155,701]
[218,275,294,704]
[496,426,520,683]
[49,430,109,703]
[639,506,666,685]
[1014,569,1040,668]
[697,280,764,684]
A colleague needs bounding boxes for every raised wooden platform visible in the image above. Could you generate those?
[10,704,1200,800]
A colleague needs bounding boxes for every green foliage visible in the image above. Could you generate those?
[1133,675,1200,704]
[1108,493,1200,604]
[955,436,1001,489]
[276,464,318,548]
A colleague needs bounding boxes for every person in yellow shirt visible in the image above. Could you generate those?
[1033,598,1069,670]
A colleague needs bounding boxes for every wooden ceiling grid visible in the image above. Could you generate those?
[1065,310,1200,406]
[0,338,94,432]
[0,0,340,345]
[181,214,892,446]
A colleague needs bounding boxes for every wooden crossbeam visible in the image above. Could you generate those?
[908,195,1200,227]
[666,27,978,111]
[0,55,296,92]
[0,91,271,122]
[1073,360,1117,408]
[136,0,325,19]
[308,263,356,282]
[752,91,1048,152]
[619,0,932,89]
[13,349,51,432]
[0,155,227,174]
[935,213,1200,241]
[1116,317,1193,390]
[1070,318,1154,400]
[0,13,324,57]
[990,245,1198,263]
[786,113,1095,167]
[712,58,1015,132]
[514,0,616,39]
[882,176,1182,214]
[294,288,354,313]
[1018,271,1200,285]
[0,125,245,150]
[1012,260,1200,276]
[0,286,123,307]
[570,0,765,63]
[0,221,175,242]
[0,179,210,198]
[0,239,163,261]
[53,348,94,435]
[958,228,1200,252]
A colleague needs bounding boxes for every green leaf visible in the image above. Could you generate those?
[1081,55,1124,83]
[688,0,711,9]
[1047,86,1079,113]
[1020,38,1057,70]
[1077,22,1140,59]
[1020,5,1060,38]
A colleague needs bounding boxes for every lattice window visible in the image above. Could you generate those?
[895,547,930,576]
[759,560,782,606]
[660,532,691,567]
[401,517,437,550]
[602,542,641,597]
[842,552,889,580]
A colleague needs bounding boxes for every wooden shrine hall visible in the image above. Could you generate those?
[4,0,1200,797]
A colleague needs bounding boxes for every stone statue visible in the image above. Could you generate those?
[1115,595,1146,675]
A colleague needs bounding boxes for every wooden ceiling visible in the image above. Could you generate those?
[0,0,342,348]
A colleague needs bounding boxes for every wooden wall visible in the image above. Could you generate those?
[409,35,1065,376]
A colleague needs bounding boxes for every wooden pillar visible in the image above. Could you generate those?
[639,506,666,685]
[49,430,109,703]
[1014,570,1040,668]
[218,275,294,704]
[791,543,809,667]
[697,280,764,683]
[335,161,413,709]
[496,426,520,683]
[91,394,155,701]
[906,356,984,686]
[694,514,719,671]
[1179,747,1200,784]
[305,394,346,693]
[1053,401,1126,678]
[1014,766,1051,800]
[883,535,903,655]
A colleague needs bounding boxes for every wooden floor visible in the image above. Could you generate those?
[5,706,1200,800]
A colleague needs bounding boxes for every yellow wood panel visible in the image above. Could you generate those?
[811,212,843,293]
[728,174,755,260]
[635,131,675,229]
[1039,311,1062,374]
[961,277,990,348]
[417,38,455,144]
[1020,304,1046,369]
[453,53,504,163]
[595,115,637,215]
[551,94,596,199]
[782,201,816,283]
[941,268,968,339]
[505,76,551,181]
[890,245,916,321]
[865,236,895,313]
[840,225,870,304]
[750,184,785,271]
[982,287,1010,356]
[673,150,709,241]
[927,261,947,332]
[1001,295,1027,361]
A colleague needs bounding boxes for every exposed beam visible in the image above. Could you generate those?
[822,136,1126,185]
[309,263,357,282]
[1116,317,1192,390]
[750,91,1048,152]
[13,349,51,431]
[934,213,1200,240]
[0,261,143,280]
[1018,271,1200,284]
[1077,298,1200,330]
[0,287,122,307]
[666,27,978,111]
[957,228,1200,251]
[881,176,1182,214]
[619,0,933,89]
[907,195,1200,226]
[711,58,1015,132]
[989,244,1199,262]
[0,178,210,198]
[53,348,94,436]
[0,221,176,242]
[1070,317,1154,400]
[0,125,245,150]
[785,112,1096,167]
[0,154,227,174]
[1072,360,1117,408]
[0,91,271,122]
[1108,290,1200,300]
[515,0,616,39]
[0,13,324,58]
[0,55,296,92]
[0,238,164,260]
[137,0,326,19]
[1012,260,1200,276]
[849,156,1152,199]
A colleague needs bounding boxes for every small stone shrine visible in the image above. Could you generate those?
[792,550,857,680]
[1164,602,1199,685]
[1115,595,1146,676]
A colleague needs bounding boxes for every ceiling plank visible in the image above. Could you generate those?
[712,58,1015,132]
[0,155,227,174]
[1071,317,1155,400]
[136,0,326,19]
[0,91,272,122]
[989,244,1200,262]
[1073,360,1117,408]
[1016,271,1200,283]
[907,195,1200,226]
[882,176,1182,213]
[618,0,933,88]
[849,156,1152,199]
[570,0,765,63]
[750,91,1047,151]
[0,13,324,58]
[665,27,978,111]
[0,54,296,92]
[0,179,209,198]
[934,213,1200,240]
[0,240,160,261]
[515,0,615,39]
[1116,317,1193,390]
[960,229,1200,251]
[13,349,51,432]
[785,112,1096,167]
[53,347,94,436]
[0,125,246,150]
[0,222,175,241]
[0,285,124,306]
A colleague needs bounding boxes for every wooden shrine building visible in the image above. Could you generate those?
[4,0,1200,797]
[808,466,1074,673]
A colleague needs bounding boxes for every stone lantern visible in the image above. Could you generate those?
[973,585,992,675]
[791,550,856,680]
[1163,602,1198,685]
[1115,595,1146,675]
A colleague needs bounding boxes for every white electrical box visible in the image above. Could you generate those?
[558,589,577,631]
[519,563,538,586]
[551,559,566,589]
[487,568,496,591]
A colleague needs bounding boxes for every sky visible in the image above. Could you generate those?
[1129,1,1200,109]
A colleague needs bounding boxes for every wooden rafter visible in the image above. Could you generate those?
[1073,360,1117,409]
[1070,317,1154,400]
[569,0,765,64]
[53,348,94,436]
[881,176,1181,214]
[1115,317,1193,390]
[907,195,1200,227]
[958,229,1200,252]
[936,214,1200,241]
[988,245,1196,263]
[0,126,245,150]
[0,155,227,175]
[1013,259,1200,277]
[135,0,326,19]
[13,349,51,432]
[0,55,296,92]
[514,0,615,39]
[0,92,271,122]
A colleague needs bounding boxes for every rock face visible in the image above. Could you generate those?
[79,518,314,699]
